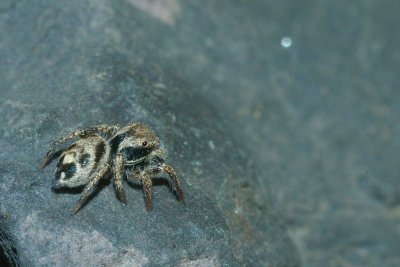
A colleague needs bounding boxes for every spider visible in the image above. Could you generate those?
[39,123,184,214]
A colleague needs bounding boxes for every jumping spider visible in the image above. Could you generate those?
[39,123,184,214]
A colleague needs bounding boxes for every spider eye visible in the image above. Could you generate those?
[142,141,148,147]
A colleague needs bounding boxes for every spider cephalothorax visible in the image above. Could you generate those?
[40,123,184,214]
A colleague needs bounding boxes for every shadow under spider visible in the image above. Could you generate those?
[126,176,173,189]
[52,176,111,212]
[52,174,175,212]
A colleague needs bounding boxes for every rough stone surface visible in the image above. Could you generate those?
[1,0,399,267]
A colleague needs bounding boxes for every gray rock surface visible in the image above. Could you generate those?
[1,0,399,267]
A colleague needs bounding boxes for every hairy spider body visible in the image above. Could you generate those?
[52,134,110,189]
[40,122,184,214]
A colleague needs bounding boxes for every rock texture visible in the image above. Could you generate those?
[1,0,399,267]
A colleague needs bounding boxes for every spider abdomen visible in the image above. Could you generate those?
[52,135,110,189]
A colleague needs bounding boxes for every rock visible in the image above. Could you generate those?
[0,0,299,266]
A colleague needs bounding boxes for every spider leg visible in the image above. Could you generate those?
[72,164,110,214]
[147,164,184,203]
[114,153,127,203]
[39,124,119,169]
[127,164,184,210]
[40,129,87,169]
[127,170,153,210]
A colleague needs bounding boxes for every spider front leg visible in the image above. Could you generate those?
[114,153,127,203]
[127,164,184,210]
[152,164,184,203]
[39,124,119,169]
[127,170,153,210]
[72,164,110,214]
